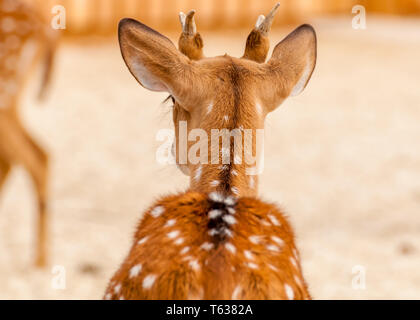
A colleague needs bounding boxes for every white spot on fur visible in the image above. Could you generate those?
[119,296,125,300]
[142,275,157,290]
[271,236,284,247]
[293,248,299,260]
[174,238,184,245]
[225,243,236,254]
[224,115,229,122]
[294,275,303,288]
[268,264,278,271]
[129,264,142,278]
[268,214,281,226]
[138,236,149,245]
[201,242,214,251]
[256,102,263,115]
[223,228,233,238]
[285,284,295,300]
[207,102,213,115]
[290,257,298,269]
[231,187,239,195]
[209,192,224,203]
[223,215,237,225]
[224,196,236,206]
[180,247,190,254]
[232,286,242,300]
[208,229,219,236]
[189,260,200,272]
[210,180,220,187]
[151,206,164,218]
[227,207,236,214]
[261,219,271,227]
[209,209,223,219]
[247,262,258,269]
[114,284,121,294]
[167,230,180,239]
[194,165,202,181]
[267,244,281,253]
[244,250,255,261]
[165,219,176,227]
[231,169,238,176]
[249,235,263,244]
[180,246,190,255]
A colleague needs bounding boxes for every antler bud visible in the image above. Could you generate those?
[242,3,280,63]
[178,10,204,60]
[179,10,197,36]
[255,2,280,35]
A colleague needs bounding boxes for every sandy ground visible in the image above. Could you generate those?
[0,17,420,300]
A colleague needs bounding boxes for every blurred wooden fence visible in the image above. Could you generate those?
[31,0,420,36]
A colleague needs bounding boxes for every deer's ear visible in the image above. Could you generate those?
[118,18,197,106]
[260,25,317,112]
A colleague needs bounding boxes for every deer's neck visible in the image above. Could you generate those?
[189,162,259,198]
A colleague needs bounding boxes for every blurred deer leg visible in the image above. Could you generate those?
[26,138,49,268]
[13,124,49,267]
[0,156,11,193]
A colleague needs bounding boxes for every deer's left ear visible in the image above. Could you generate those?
[118,18,200,108]
[259,24,317,112]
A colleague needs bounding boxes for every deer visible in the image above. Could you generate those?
[104,3,317,300]
[0,0,58,267]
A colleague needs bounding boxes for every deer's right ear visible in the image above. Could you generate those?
[118,19,197,107]
[259,24,317,113]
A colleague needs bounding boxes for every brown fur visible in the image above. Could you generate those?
[178,33,204,61]
[106,17,317,300]
[0,0,58,267]
[242,29,270,63]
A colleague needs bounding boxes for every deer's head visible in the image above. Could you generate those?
[118,7,316,197]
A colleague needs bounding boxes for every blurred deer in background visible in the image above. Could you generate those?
[0,0,58,267]
[105,3,317,299]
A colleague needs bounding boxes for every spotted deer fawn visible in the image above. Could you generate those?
[0,0,58,266]
[105,3,317,299]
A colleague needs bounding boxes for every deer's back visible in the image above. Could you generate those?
[105,191,311,300]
